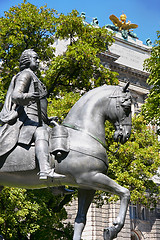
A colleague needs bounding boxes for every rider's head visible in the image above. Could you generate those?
[19,49,39,71]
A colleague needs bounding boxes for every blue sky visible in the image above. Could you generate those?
[0,0,160,45]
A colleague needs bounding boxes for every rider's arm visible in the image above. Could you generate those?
[12,70,39,106]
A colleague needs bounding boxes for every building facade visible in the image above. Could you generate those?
[100,32,151,116]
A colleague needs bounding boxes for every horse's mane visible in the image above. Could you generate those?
[63,84,125,125]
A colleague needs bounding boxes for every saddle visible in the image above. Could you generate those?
[0,144,36,172]
[0,125,70,172]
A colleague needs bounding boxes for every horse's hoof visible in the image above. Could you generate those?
[103,227,117,240]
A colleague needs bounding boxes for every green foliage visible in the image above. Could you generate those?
[0,3,118,100]
[101,116,160,207]
[0,187,73,239]
[45,10,118,95]
[0,0,57,94]
[0,78,6,107]
[48,91,80,121]
[142,31,160,127]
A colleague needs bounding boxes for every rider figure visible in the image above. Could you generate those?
[0,49,64,180]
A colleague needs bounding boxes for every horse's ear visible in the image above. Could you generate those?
[123,82,130,92]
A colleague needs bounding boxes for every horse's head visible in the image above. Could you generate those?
[107,83,132,144]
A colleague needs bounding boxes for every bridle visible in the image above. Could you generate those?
[104,88,132,153]
[108,89,132,129]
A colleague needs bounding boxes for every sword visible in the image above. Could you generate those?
[34,81,42,127]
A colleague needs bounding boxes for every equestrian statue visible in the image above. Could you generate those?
[0,49,132,240]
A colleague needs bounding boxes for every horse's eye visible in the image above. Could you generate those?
[124,106,131,116]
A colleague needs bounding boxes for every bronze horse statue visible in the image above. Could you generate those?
[0,83,132,240]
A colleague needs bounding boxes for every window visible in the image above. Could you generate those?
[129,205,138,219]
[141,207,148,220]
[155,204,160,219]
[130,203,149,221]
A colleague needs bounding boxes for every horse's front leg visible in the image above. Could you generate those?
[73,188,95,240]
[80,172,130,240]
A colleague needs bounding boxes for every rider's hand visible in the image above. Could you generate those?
[27,92,40,102]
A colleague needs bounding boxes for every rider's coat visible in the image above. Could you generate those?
[0,69,48,156]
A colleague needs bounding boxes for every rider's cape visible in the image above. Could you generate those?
[0,74,19,124]
[0,74,24,156]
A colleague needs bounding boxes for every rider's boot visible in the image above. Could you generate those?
[35,139,65,180]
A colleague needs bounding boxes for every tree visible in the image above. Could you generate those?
[142,31,160,129]
[0,1,118,102]
[0,0,57,97]
[101,116,160,207]
[44,10,118,95]
[0,187,73,240]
